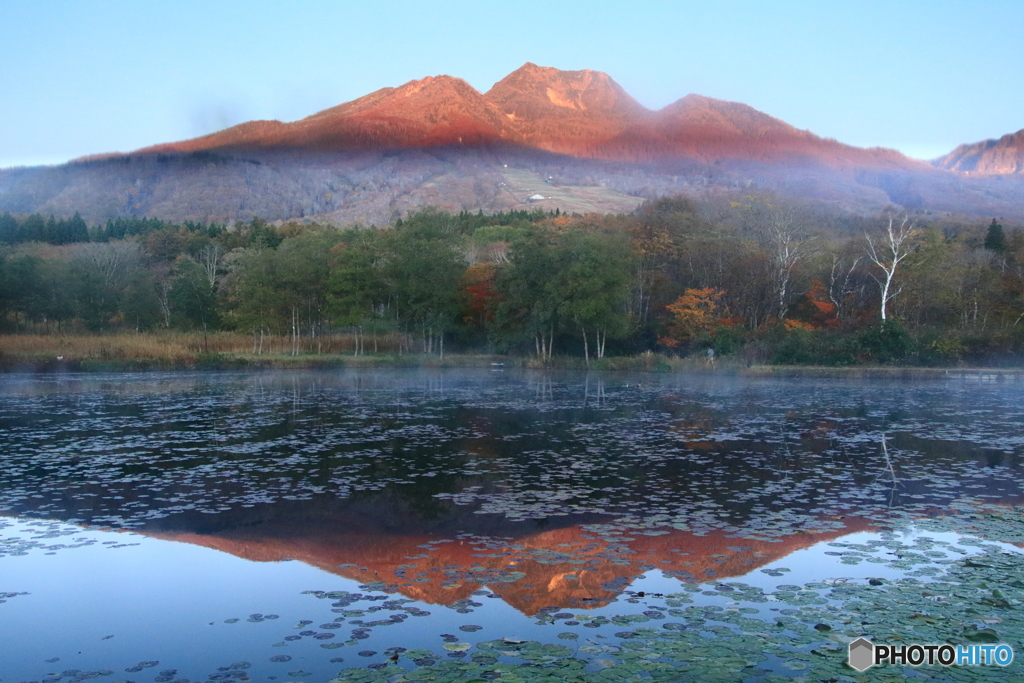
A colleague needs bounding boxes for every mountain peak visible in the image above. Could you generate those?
[480,63,649,156]
[486,63,648,119]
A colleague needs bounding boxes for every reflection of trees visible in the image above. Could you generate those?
[873,433,905,506]
[583,375,605,406]
[532,374,554,402]
[772,420,795,479]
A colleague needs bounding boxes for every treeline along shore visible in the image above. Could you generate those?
[2,195,1024,371]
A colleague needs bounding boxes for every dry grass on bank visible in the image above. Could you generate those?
[0,332,244,361]
[0,331,398,362]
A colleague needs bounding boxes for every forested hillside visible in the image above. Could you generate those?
[2,197,1023,366]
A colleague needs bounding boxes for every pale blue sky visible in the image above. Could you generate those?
[1,0,1021,168]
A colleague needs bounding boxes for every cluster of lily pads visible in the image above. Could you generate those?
[0,519,101,557]
[1,373,1021,544]
[321,508,1024,682]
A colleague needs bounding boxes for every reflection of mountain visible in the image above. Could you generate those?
[143,516,875,616]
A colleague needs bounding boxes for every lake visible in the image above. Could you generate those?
[2,370,1023,682]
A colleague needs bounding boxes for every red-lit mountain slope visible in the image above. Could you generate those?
[139,63,924,172]
[143,75,514,154]
[935,129,1024,175]
[8,64,1024,224]
[641,94,914,168]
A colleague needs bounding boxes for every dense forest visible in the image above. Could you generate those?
[1,197,1023,366]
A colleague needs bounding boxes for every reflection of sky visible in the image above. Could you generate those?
[1,522,351,681]
[639,529,1023,596]
[4,520,1021,682]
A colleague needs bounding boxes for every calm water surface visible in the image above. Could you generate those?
[1,370,1022,682]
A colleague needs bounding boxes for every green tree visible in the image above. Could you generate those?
[19,214,45,242]
[328,230,388,355]
[0,254,45,329]
[69,241,146,330]
[384,214,466,356]
[122,268,162,331]
[492,226,633,362]
[244,217,283,248]
[985,218,1007,254]
[274,229,339,354]
[0,213,17,244]
[222,246,283,353]
[169,258,220,332]
[36,258,79,330]
[552,230,633,364]
[63,213,90,244]
[493,225,562,358]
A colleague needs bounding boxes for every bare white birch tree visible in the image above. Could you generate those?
[865,215,920,323]
[744,197,815,323]
[763,206,815,322]
[197,243,223,289]
[71,240,144,290]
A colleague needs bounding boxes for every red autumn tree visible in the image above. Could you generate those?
[787,279,840,330]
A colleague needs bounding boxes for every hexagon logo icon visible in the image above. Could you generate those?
[848,638,874,672]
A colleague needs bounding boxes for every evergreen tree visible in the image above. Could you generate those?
[245,217,283,248]
[984,218,1006,253]
[19,214,45,242]
[0,213,17,244]
[66,213,90,243]
[44,215,58,244]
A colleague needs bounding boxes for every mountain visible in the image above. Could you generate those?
[143,517,876,616]
[647,94,913,168]
[934,128,1024,175]
[138,62,921,172]
[143,75,515,154]
[3,63,1024,224]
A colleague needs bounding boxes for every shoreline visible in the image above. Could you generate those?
[2,350,1024,378]
[739,365,1024,379]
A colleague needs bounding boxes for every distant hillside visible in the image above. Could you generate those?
[934,129,1024,175]
[3,63,1024,223]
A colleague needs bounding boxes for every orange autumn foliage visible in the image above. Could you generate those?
[658,287,725,348]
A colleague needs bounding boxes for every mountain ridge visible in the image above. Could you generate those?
[4,63,1024,225]
[934,128,1024,175]
[134,62,925,171]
